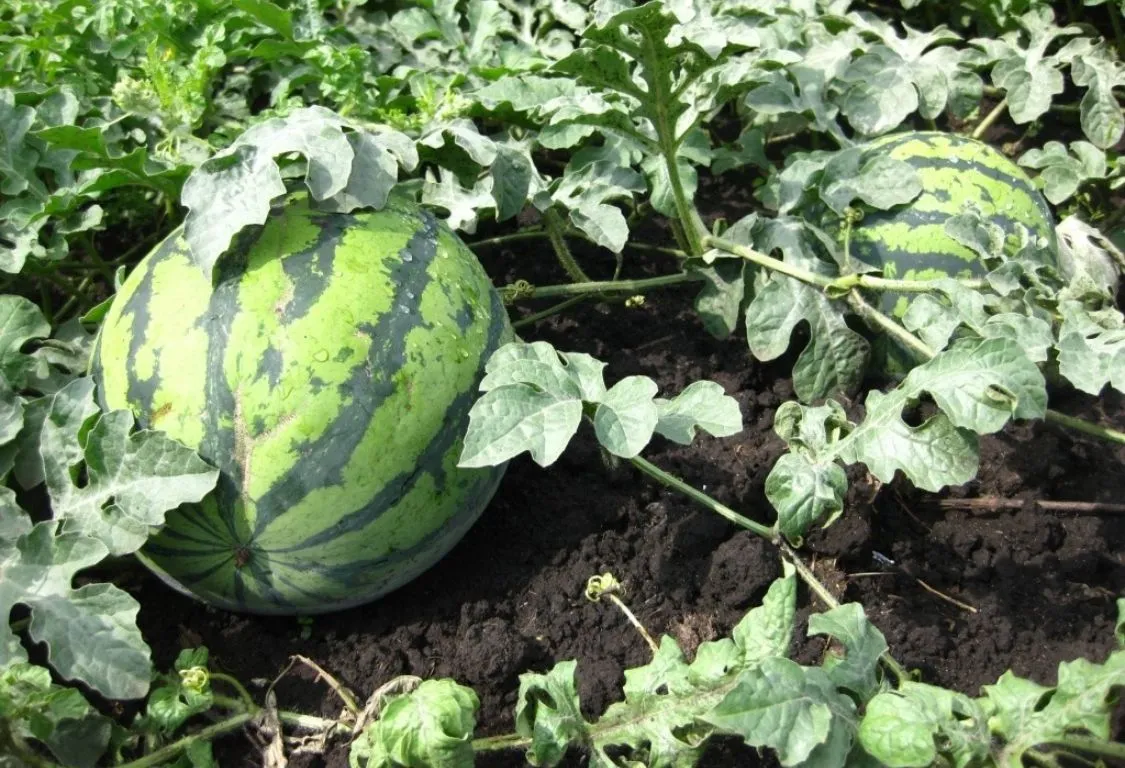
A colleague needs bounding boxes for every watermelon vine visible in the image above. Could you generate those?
[3,0,1125,766]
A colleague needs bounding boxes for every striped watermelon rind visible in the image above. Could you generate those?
[92,195,511,615]
[840,131,1059,318]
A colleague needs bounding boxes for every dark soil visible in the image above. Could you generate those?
[132,187,1125,766]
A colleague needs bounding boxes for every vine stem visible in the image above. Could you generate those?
[210,672,256,710]
[472,731,533,752]
[510,272,700,300]
[778,542,911,685]
[828,273,986,295]
[1043,409,1125,445]
[704,235,834,288]
[512,296,589,329]
[470,229,547,250]
[628,452,914,685]
[628,454,777,541]
[971,97,1008,141]
[1048,734,1125,761]
[114,712,257,768]
[544,207,592,283]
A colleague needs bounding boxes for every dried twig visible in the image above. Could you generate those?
[938,498,1125,515]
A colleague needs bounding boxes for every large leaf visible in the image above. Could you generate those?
[41,379,219,555]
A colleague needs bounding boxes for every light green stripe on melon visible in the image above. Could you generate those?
[225,218,416,508]
[852,221,977,262]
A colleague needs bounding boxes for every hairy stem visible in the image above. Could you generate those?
[1048,735,1125,761]
[510,272,700,301]
[544,208,591,283]
[637,30,706,257]
[471,229,547,250]
[705,235,835,288]
[971,97,1007,141]
[512,296,590,328]
[628,454,777,541]
[472,731,533,752]
[117,712,257,768]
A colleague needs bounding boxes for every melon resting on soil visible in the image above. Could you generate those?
[92,196,512,615]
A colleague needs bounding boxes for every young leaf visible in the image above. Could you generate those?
[701,657,857,767]
[350,679,478,768]
[982,648,1125,764]
[653,380,743,444]
[766,451,848,541]
[807,603,888,701]
[458,385,584,468]
[593,376,659,458]
[0,662,112,767]
[730,561,798,664]
[514,660,588,768]
[859,683,989,768]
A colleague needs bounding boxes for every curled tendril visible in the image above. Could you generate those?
[585,572,624,602]
[179,666,210,693]
[500,279,535,305]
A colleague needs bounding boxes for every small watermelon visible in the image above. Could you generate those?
[92,196,512,615]
[843,131,1059,318]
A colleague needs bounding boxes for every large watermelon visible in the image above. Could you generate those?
[842,131,1059,318]
[92,195,511,615]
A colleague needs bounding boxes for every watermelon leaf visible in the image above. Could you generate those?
[458,384,584,468]
[0,353,218,702]
[460,341,741,468]
[1018,139,1107,204]
[1068,41,1125,149]
[181,108,417,278]
[350,679,478,768]
[767,337,1046,538]
[746,277,871,403]
[819,150,923,216]
[0,522,150,700]
[980,7,1083,126]
[1055,300,1125,395]
[422,167,496,234]
[859,682,989,767]
[807,604,888,702]
[593,376,660,458]
[704,660,858,766]
[654,381,744,445]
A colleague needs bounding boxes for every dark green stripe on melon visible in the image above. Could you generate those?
[92,197,512,615]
